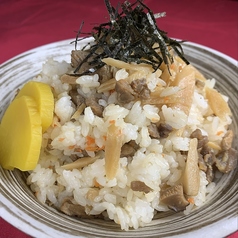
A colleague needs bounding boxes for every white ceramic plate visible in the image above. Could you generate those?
[0,39,237,238]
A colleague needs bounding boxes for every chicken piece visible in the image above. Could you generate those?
[221,130,234,150]
[130,78,150,99]
[85,97,103,117]
[206,166,214,183]
[71,50,113,82]
[60,74,79,84]
[96,64,114,83]
[69,89,85,107]
[190,129,208,149]
[198,153,207,172]
[160,184,189,212]
[158,123,173,138]
[71,50,91,73]
[115,79,135,104]
[60,197,88,217]
[121,143,137,157]
[131,181,152,193]
[204,153,216,183]
[148,123,173,139]
[148,123,160,139]
[215,148,238,173]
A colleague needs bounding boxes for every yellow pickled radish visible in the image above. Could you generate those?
[15,81,54,132]
[0,96,42,171]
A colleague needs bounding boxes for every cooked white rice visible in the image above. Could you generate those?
[27,57,232,231]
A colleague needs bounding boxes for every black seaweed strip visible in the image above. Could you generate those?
[73,0,189,75]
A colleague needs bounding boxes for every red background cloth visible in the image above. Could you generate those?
[0,0,237,237]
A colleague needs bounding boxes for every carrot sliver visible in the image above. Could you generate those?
[187,197,195,204]
[86,136,95,146]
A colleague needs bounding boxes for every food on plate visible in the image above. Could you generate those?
[0,0,237,231]
[205,87,232,121]
[0,81,54,170]
[15,81,54,132]
[0,96,42,170]
[182,138,200,196]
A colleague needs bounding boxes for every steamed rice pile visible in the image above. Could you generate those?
[26,54,232,230]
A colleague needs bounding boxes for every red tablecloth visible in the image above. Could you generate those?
[0,0,237,237]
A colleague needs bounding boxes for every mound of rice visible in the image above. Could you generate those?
[26,56,232,231]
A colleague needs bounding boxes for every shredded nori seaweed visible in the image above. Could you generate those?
[72,0,189,75]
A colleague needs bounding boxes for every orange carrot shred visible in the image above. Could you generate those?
[86,136,95,146]
[163,96,169,102]
[216,131,223,136]
[109,89,115,94]
[85,145,105,152]
[68,145,75,149]
[170,63,175,70]
[187,197,194,204]
[74,148,82,152]
[94,178,101,188]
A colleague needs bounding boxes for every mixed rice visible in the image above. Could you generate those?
[26,47,236,230]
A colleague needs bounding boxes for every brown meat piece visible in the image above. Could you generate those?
[197,136,209,149]
[160,184,189,212]
[204,153,215,165]
[85,97,103,117]
[206,166,214,183]
[195,79,205,89]
[148,123,173,139]
[46,139,53,151]
[60,197,88,217]
[215,148,238,173]
[69,89,85,107]
[96,64,114,83]
[148,123,160,139]
[200,144,211,157]
[115,79,135,104]
[131,181,152,193]
[121,143,136,157]
[221,130,233,150]
[198,152,207,172]
[190,129,203,140]
[71,50,113,82]
[204,153,216,183]
[71,50,91,74]
[158,123,173,138]
[60,74,79,84]
[198,149,216,183]
[131,78,150,99]
[70,154,79,162]
[120,141,139,159]
[190,129,208,149]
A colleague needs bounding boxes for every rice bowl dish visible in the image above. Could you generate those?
[0,38,237,238]
[0,0,237,236]
[23,42,236,230]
